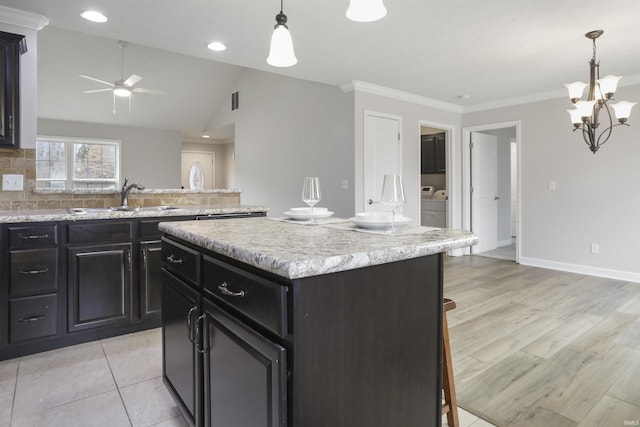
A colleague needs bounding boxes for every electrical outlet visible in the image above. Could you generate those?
[2,174,24,191]
[590,243,599,254]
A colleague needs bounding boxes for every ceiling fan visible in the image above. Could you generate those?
[80,40,166,113]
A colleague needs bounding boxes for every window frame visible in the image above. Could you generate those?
[36,135,122,189]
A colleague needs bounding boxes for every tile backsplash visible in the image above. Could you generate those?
[0,149,240,211]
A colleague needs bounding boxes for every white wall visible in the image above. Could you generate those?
[0,21,39,149]
[38,119,181,188]
[210,69,355,218]
[353,91,462,228]
[462,84,640,281]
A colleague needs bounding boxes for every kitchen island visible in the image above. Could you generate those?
[159,218,477,427]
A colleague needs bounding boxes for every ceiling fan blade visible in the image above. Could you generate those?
[79,74,114,87]
[123,74,143,87]
[133,87,166,95]
[83,88,113,93]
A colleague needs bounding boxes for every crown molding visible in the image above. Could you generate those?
[342,75,640,115]
[340,80,464,114]
[0,5,49,31]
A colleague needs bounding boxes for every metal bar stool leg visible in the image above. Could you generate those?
[442,298,459,427]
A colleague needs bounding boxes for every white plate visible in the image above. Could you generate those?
[284,210,334,221]
[350,215,411,229]
[289,207,328,214]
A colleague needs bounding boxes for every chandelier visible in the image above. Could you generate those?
[565,30,636,154]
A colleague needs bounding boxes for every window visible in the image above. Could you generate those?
[36,136,121,189]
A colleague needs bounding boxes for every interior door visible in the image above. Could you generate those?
[181,151,214,189]
[363,113,401,212]
[471,132,498,253]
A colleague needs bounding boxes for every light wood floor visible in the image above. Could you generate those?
[443,255,640,427]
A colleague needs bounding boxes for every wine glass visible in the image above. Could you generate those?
[380,174,406,233]
[302,177,322,223]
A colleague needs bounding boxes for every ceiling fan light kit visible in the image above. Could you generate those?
[565,30,636,153]
[80,40,166,113]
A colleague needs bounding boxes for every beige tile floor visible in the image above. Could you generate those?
[0,327,496,427]
[0,328,186,427]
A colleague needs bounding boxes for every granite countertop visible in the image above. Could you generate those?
[0,205,268,223]
[159,217,478,279]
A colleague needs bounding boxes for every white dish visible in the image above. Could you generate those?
[284,210,334,221]
[350,215,411,229]
[354,211,393,221]
[289,207,328,214]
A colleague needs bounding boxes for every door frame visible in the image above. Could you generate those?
[418,120,456,231]
[462,121,521,261]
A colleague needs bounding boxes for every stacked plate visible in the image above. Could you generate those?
[284,207,334,221]
[350,211,411,230]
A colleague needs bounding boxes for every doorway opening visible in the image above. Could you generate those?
[419,125,448,228]
[462,121,520,263]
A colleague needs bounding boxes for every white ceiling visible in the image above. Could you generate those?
[3,0,640,137]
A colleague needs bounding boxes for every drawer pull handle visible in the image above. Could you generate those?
[166,254,183,264]
[218,282,246,297]
[19,268,49,275]
[18,314,48,323]
[18,233,50,240]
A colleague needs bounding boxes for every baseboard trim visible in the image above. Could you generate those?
[518,256,640,283]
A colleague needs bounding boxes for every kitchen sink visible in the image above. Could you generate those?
[67,206,182,214]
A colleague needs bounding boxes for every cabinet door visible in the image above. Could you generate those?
[421,135,435,174]
[203,300,287,427]
[0,32,23,148]
[140,241,162,321]
[162,270,201,426]
[67,243,132,332]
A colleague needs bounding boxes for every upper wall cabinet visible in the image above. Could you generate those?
[0,31,25,149]
[421,132,446,174]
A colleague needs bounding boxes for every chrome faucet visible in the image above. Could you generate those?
[121,178,145,207]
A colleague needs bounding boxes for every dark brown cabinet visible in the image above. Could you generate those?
[162,270,200,425]
[0,31,25,149]
[67,221,133,332]
[421,132,446,174]
[67,243,132,331]
[5,224,59,345]
[0,211,266,360]
[162,238,287,427]
[161,232,443,427]
[140,241,162,321]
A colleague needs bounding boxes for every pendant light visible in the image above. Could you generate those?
[346,0,387,22]
[267,0,297,67]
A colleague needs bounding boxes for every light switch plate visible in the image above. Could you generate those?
[2,174,24,191]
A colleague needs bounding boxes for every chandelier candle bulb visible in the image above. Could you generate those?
[611,101,637,124]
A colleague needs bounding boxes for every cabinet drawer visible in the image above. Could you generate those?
[203,255,287,338]
[162,237,200,284]
[8,225,58,248]
[10,294,58,343]
[9,248,58,296]
[68,221,132,244]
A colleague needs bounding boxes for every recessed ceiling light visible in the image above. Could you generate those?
[207,41,226,52]
[81,10,108,23]
[202,135,210,139]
